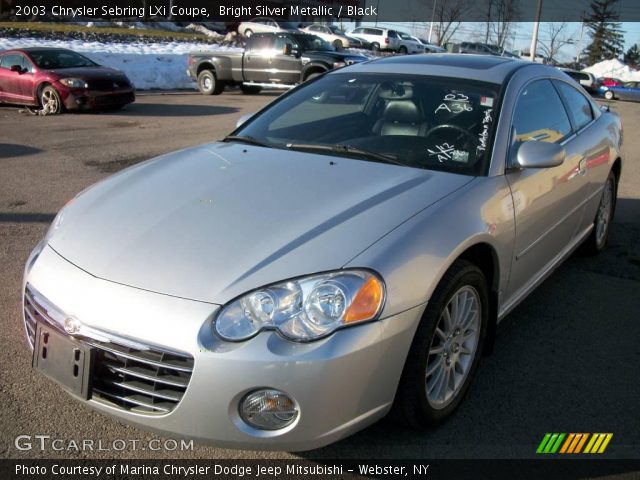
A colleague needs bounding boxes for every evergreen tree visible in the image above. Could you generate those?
[624,44,640,66]
[584,0,625,64]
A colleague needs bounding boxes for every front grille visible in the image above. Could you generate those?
[24,287,194,414]
[94,92,135,106]
[89,79,131,91]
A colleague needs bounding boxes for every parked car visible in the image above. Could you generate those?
[348,26,401,52]
[415,38,446,53]
[559,68,599,94]
[598,77,623,87]
[24,55,621,451]
[0,47,134,113]
[188,32,368,94]
[237,17,300,37]
[459,42,497,55]
[395,32,425,54]
[300,24,367,50]
[599,81,640,101]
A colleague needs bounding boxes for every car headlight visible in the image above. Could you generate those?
[59,78,88,89]
[333,61,346,68]
[214,270,385,342]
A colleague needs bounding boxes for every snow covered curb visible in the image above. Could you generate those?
[0,37,243,90]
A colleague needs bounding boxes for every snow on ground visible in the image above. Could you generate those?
[584,59,640,82]
[0,37,242,90]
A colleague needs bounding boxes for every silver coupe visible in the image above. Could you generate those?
[23,55,622,451]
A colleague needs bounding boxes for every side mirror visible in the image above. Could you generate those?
[283,44,293,56]
[516,140,566,169]
[236,112,255,128]
[10,65,23,73]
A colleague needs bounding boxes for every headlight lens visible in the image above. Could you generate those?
[333,61,346,68]
[59,78,88,89]
[214,270,385,342]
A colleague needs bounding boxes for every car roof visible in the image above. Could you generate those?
[341,53,536,84]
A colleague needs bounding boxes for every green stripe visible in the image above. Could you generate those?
[550,433,566,453]
[543,434,559,453]
[537,433,552,453]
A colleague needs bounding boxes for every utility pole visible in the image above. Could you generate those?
[575,20,585,65]
[428,0,437,43]
[529,0,543,62]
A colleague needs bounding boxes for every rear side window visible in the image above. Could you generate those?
[513,79,571,143]
[388,30,398,38]
[555,81,594,131]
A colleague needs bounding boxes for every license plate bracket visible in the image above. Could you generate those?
[32,322,94,400]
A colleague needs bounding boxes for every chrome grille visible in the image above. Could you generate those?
[23,286,194,414]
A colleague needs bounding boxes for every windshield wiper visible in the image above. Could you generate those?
[222,135,271,148]
[285,143,405,166]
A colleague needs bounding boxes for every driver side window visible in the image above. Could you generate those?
[512,79,571,144]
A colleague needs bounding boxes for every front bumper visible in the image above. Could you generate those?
[58,86,135,110]
[23,245,423,451]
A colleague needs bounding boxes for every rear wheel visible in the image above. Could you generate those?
[244,29,253,38]
[580,172,616,255]
[40,86,63,114]
[604,90,614,100]
[304,71,324,82]
[371,42,380,52]
[394,260,488,427]
[197,70,224,95]
[333,39,344,51]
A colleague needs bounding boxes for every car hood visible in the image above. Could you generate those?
[49,143,473,304]
[48,66,128,81]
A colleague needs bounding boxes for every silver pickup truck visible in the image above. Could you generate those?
[187,32,369,95]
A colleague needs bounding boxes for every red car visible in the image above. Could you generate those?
[0,47,135,113]
[598,77,623,87]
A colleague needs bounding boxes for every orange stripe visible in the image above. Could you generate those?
[574,433,589,453]
[567,434,582,453]
[598,434,613,453]
[560,434,576,454]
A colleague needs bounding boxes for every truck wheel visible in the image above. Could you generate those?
[240,85,262,95]
[197,70,224,95]
[304,72,323,82]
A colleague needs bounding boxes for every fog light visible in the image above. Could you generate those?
[239,389,298,430]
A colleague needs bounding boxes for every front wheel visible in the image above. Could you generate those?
[197,70,224,95]
[580,172,616,255]
[333,39,343,50]
[394,260,488,427]
[604,90,614,100]
[398,46,408,54]
[40,86,63,114]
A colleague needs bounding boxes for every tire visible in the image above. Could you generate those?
[197,70,224,95]
[333,39,343,51]
[580,171,616,255]
[604,90,614,100]
[240,85,262,95]
[399,46,408,54]
[371,42,380,52]
[304,71,323,82]
[394,260,488,428]
[39,86,63,114]
[244,29,253,38]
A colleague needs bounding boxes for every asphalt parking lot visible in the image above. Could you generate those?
[0,92,639,460]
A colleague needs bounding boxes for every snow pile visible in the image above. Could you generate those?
[0,36,242,90]
[584,59,640,82]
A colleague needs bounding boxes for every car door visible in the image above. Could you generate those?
[270,34,302,84]
[504,79,583,301]
[243,34,273,83]
[627,82,640,102]
[0,53,29,103]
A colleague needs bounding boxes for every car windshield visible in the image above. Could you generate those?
[234,73,500,176]
[291,34,335,52]
[328,26,345,35]
[398,32,413,40]
[29,50,97,69]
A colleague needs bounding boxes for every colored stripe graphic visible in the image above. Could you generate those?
[537,433,612,454]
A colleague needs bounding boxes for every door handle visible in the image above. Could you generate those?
[578,158,587,176]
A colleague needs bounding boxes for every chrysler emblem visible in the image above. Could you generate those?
[63,317,81,335]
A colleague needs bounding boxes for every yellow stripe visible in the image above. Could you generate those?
[583,433,598,453]
[597,434,613,453]
[567,434,582,453]
[560,434,575,454]
[591,433,606,453]
[574,433,589,453]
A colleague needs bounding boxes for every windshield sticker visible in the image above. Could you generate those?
[427,143,469,163]
[476,108,493,155]
[480,96,494,107]
[435,93,473,114]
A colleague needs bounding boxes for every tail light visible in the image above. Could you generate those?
[385,38,389,44]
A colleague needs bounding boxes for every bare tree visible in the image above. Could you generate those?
[539,22,576,65]
[434,0,472,46]
[489,0,520,48]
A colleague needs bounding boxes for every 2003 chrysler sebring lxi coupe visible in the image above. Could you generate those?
[23,55,621,451]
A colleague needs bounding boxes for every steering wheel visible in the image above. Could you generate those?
[424,124,478,146]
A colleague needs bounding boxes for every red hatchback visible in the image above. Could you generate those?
[0,47,135,113]
[598,77,623,87]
